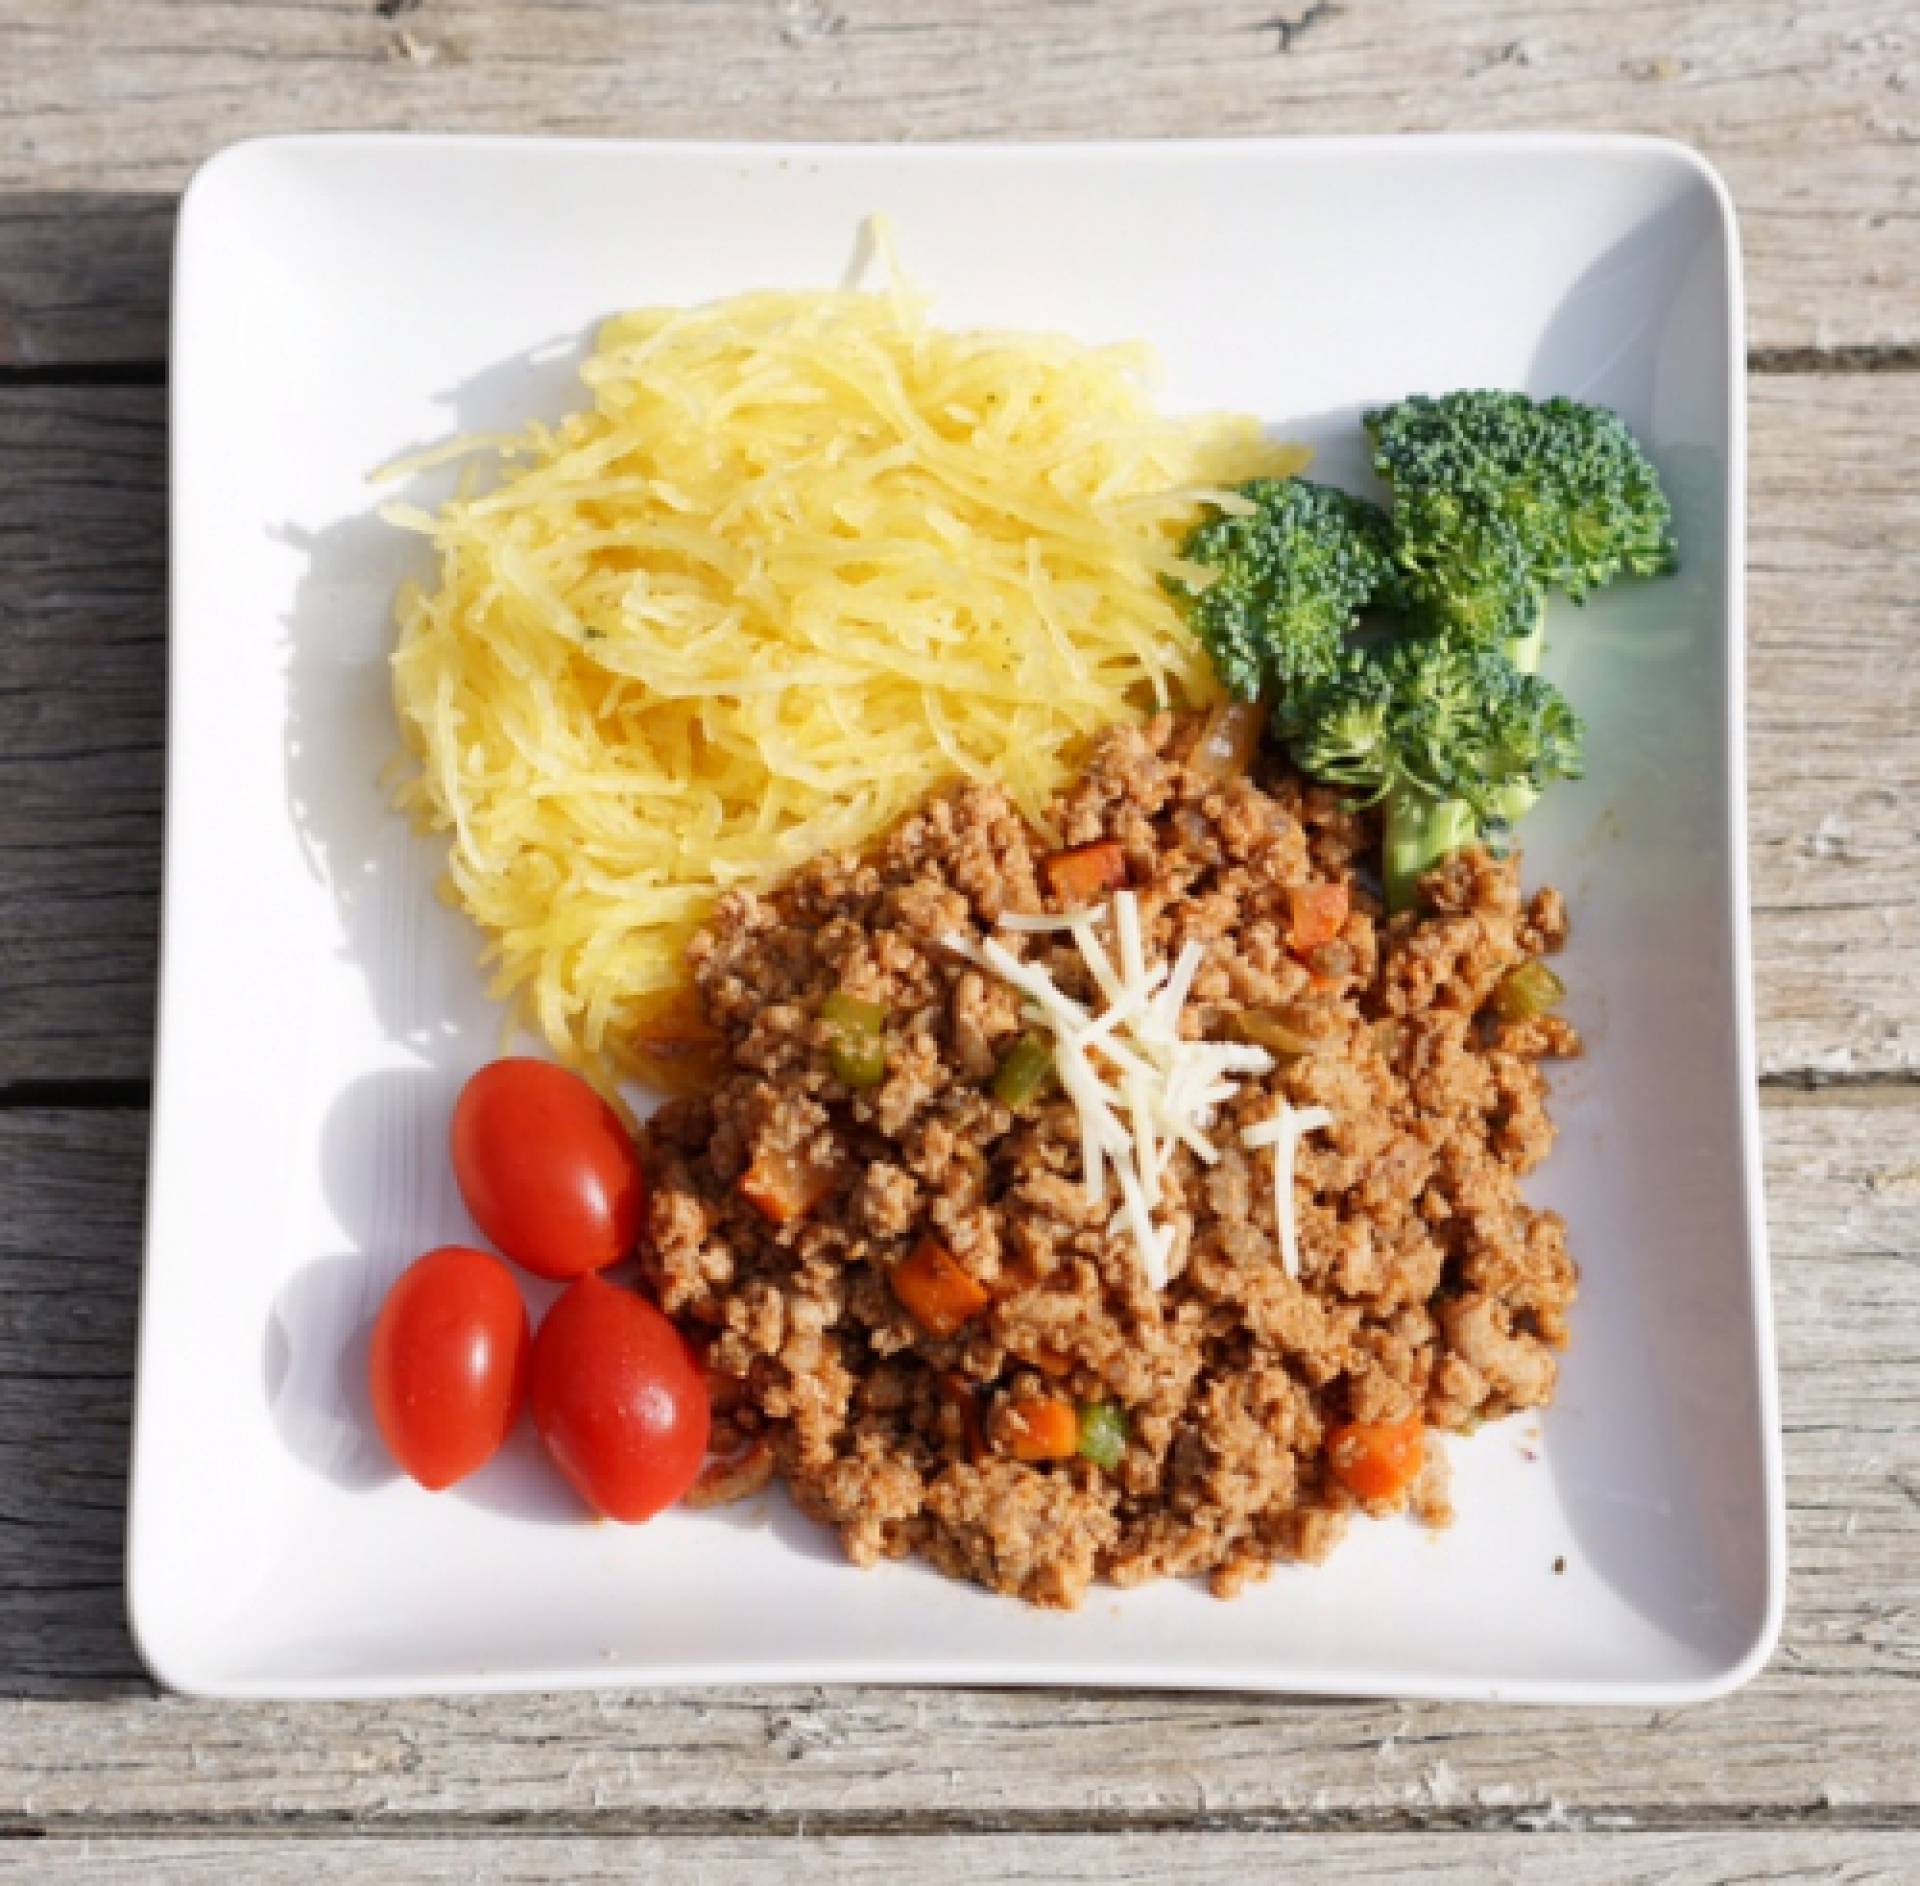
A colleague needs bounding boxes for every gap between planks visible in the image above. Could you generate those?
[7,1797,1920,1836]
[4,347,1919,389]
[2,1073,1913,1113]
[3,1804,1920,1840]
[0,1763,1914,1853]
[5,1828,1920,1886]
[0,1080,152,1112]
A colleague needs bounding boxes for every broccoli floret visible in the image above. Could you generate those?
[1366,389,1678,645]
[1172,478,1408,701]
[1285,638,1585,912]
[1393,507,1544,655]
[1165,392,1672,909]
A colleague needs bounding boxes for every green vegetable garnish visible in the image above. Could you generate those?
[991,1033,1055,1111]
[822,991,889,1090]
[1285,638,1585,915]
[1171,388,1677,910]
[1077,1400,1128,1470]
[1492,959,1567,1025]
[1166,479,1407,702]
[1366,389,1678,631]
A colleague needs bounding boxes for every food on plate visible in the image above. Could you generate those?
[1366,389,1678,638]
[1326,1412,1427,1505]
[378,240,1680,1598]
[1172,389,1676,908]
[384,250,1300,1080]
[1286,636,1584,917]
[371,1065,711,1519]
[1174,476,1409,701]
[368,1246,530,1491]
[529,1273,711,1522]
[640,717,1580,1606]
[451,1058,646,1280]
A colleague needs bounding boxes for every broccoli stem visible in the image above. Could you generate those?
[1482,593,1551,822]
[1383,793,1478,913]
[1382,594,1551,912]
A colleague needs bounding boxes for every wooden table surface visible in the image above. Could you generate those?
[4,3,1918,1880]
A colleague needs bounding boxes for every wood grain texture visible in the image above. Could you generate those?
[3,375,1915,1083]
[5,1830,1919,1885]
[3,0,1918,365]
[0,1088,1914,1822]
[0,388,164,1088]
[1745,374,1920,1081]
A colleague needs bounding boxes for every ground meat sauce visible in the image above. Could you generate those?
[642,715,1578,1606]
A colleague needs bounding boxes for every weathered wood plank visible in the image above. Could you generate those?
[0,386,165,1085]
[4,1830,1918,1884]
[2,0,1917,366]
[1745,374,1920,1081]
[0,1088,1913,1819]
[2,373,1914,1082]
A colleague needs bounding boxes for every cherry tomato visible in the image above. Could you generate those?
[529,1274,710,1522]
[451,1059,646,1280]
[369,1245,530,1490]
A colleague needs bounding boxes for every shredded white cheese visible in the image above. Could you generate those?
[1242,1103,1335,1280]
[943,895,1335,1292]
[993,908,1112,936]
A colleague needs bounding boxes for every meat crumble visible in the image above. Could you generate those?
[641,714,1578,1607]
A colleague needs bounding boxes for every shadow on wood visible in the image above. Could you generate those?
[0,1111,153,1695]
[0,193,174,369]
[0,382,167,1084]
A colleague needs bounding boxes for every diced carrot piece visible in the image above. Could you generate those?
[1287,882,1350,952]
[1327,1414,1425,1504]
[1190,697,1270,779]
[740,1147,839,1225]
[1043,840,1128,905]
[890,1236,992,1338]
[1002,1396,1080,1462]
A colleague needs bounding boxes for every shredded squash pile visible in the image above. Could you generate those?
[386,248,1303,1078]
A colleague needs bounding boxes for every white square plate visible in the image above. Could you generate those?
[133,134,1781,1701]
